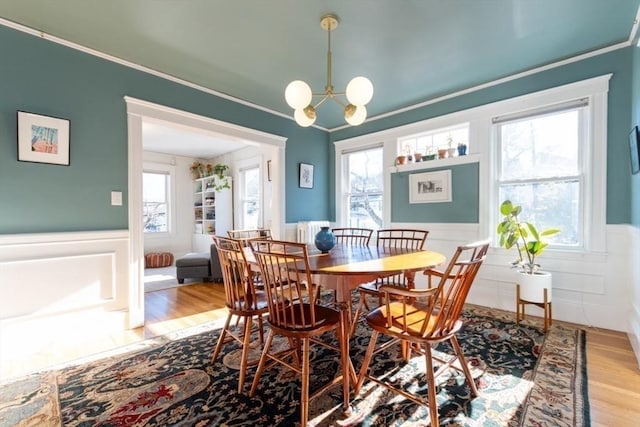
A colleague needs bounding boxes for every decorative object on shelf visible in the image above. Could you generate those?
[17,111,70,166]
[457,143,467,156]
[214,163,229,178]
[424,153,436,161]
[447,147,457,158]
[314,226,335,253]
[414,152,423,162]
[437,148,448,159]
[497,200,561,303]
[284,13,373,127]
[395,155,407,165]
[190,161,202,179]
[409,170,452,204]
[299,163,314,188]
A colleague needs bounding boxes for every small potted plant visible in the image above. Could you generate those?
[213,164,231,191]
[457,142,467,156]
[497,200,560,303]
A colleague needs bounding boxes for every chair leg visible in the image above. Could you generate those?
[422,344,440,427]
[300,337,311,427]
[237,316,253,394]
[355,330,379,393]
[450,336,479,396]
[249,330,275,397]
[350,292,366,336]
[211,313,233,363]
[257,315,265,344]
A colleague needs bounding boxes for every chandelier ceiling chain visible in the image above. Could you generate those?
[285,13,373,127]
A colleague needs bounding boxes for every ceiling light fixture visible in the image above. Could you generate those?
[285,13,373,127]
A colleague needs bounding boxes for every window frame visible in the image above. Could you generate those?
[340,145,384,230]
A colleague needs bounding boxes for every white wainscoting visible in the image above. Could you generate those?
[0,230,130,331]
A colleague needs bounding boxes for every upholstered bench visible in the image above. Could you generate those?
[175,243,223,284]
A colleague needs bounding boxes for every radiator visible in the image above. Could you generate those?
[296,221,330,243]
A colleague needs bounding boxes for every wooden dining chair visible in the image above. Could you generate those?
[227,228,273,245]
[332,227,373,245]
[247,239,348,427]
[211,236,270,394]
[355,239,490,427]
[351,228,429,334]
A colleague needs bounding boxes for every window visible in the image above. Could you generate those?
[239,166,261,229]
[495,99,588,249]
[398,124,469,158]
[143,171,170,233]
[342,146,383,229]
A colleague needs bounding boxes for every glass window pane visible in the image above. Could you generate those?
[143,172,168,233]
[347,148,383,193]
[349,194,382,229]
[499,180,579,246]
[241,167,260,229]
[500,110,580,180]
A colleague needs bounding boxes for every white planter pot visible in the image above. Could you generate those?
[516,271,552,303]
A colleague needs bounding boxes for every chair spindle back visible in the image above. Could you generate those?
[249,240,318,329]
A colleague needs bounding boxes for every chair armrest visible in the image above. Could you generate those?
[378,284,438,299]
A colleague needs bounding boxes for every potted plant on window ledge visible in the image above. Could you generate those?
[497,200,560,303]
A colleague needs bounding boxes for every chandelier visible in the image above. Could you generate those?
[285,13,374,127]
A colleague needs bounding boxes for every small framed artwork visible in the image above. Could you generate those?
[409,170,452,203]
[17,111,70,166]
[629,126,640,175]
[299,163,314,188]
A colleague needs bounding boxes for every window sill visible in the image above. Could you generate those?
[389,153,480,172]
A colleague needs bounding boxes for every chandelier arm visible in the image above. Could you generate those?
[313,94,331,109]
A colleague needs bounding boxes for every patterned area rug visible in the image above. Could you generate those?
[0,304,589,426]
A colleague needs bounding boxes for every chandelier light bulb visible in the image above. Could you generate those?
[346,76,374,106]
[344,104,367,126]
[294,107,316,127]
[285,80,313,109]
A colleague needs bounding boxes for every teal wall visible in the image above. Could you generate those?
[391,163,479,223]
[331,47,634,225]
[632,44,640,227]
[0,25,331,234]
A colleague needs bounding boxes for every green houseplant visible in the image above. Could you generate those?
[213,164,231,191]
[497,200,560,274]
[497,200,560,305]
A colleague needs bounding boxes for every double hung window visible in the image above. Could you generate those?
[143,171,171,233]
[341,146,383,229]
[494,99,588,248]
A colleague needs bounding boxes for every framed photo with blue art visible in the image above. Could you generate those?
[17,111,70,166]
[630,125,640,175]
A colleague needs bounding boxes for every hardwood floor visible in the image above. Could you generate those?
[1,283,639,426]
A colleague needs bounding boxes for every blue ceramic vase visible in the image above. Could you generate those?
[314,226,335,253]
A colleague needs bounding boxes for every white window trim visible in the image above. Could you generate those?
[142,161,176,237]
[334,73,610,255]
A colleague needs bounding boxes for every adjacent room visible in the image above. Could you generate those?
[1,2,639,426]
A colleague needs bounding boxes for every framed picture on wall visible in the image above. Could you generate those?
[17,111,70,166]
[409,170,452,203]
[630,126,640,175]
[299,163,314,188]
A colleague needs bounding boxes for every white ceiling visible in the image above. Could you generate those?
[142,119,249,159]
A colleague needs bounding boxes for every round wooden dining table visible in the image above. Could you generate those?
[247,242,446,419]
